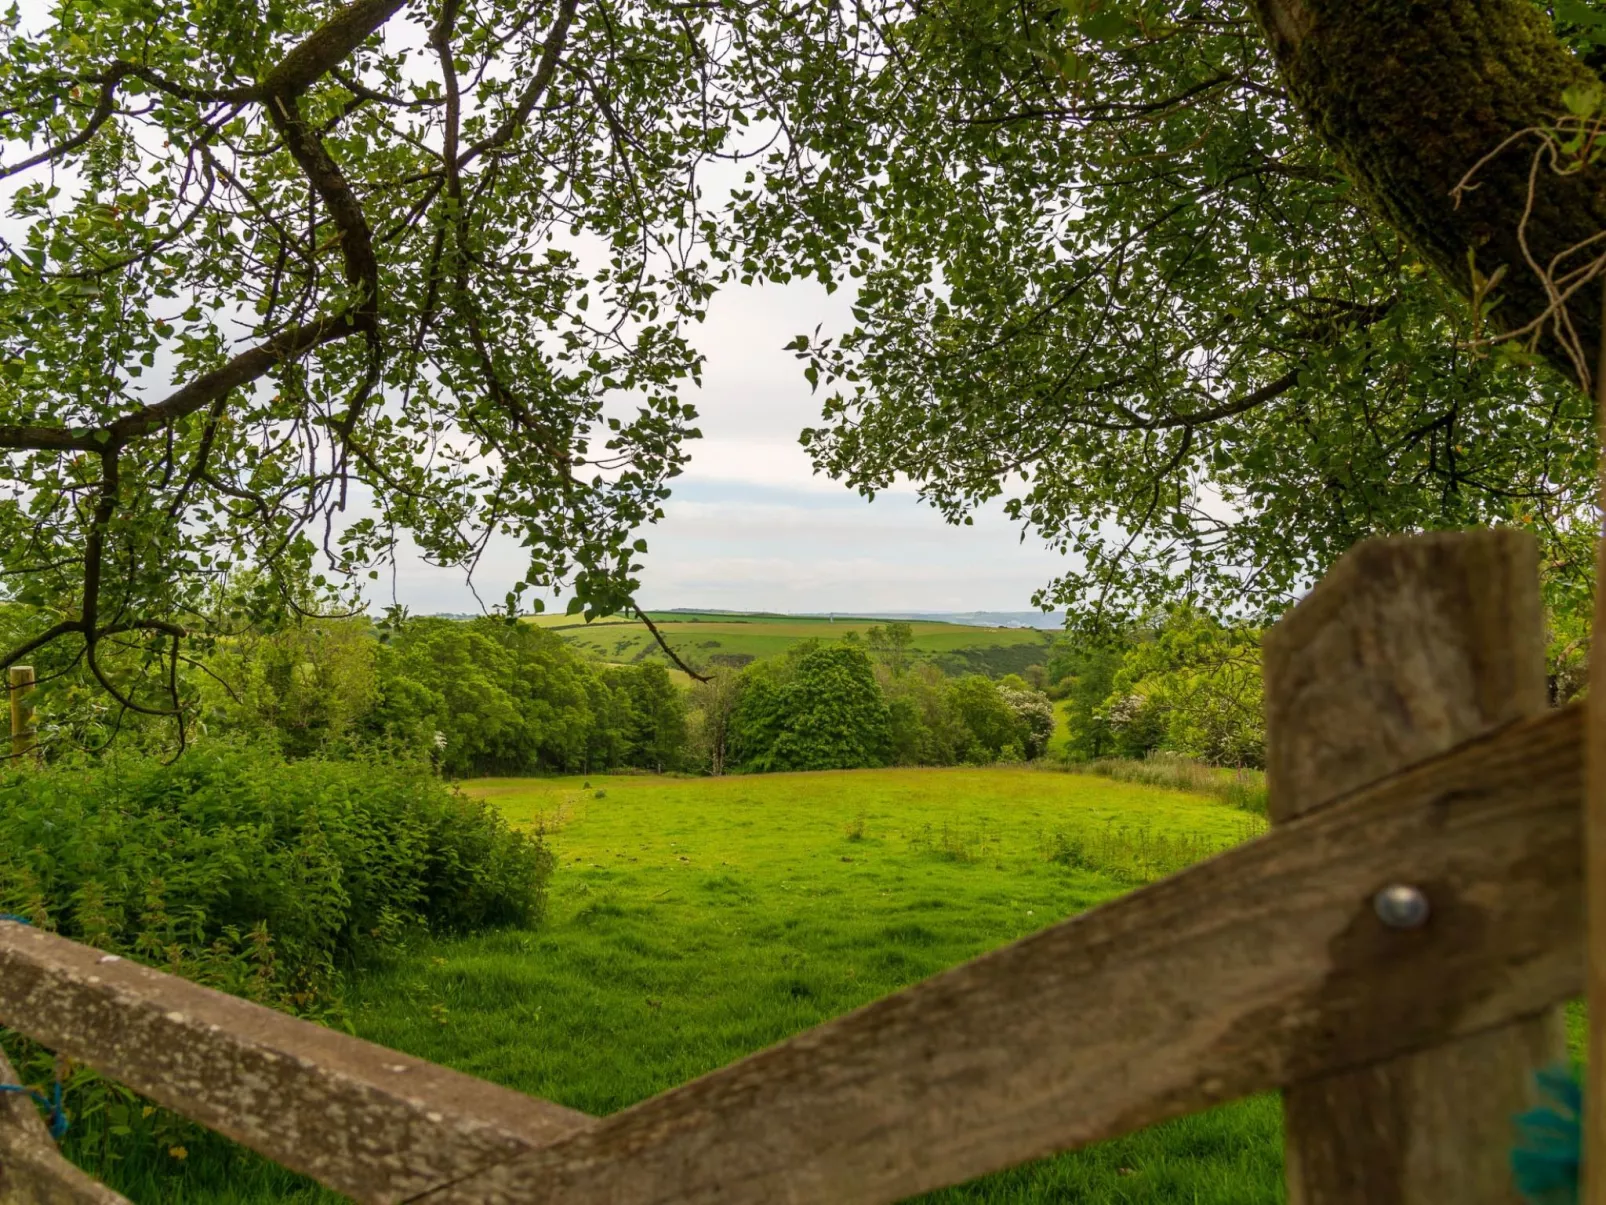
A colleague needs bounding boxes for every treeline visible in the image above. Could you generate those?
[1045,609,1265,769]
[689,632,1056,774]
[150,616,1052,777]
[2,604,1058,777]
[19,599,1277,777]
[204,616,688,777]
[212,618,1057,777]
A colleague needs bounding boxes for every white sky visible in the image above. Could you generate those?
[392,278,1074,616]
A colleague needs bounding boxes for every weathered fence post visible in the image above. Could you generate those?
[8,665,36,764]
[1263,529,1565,1204]
[1589,427,1606,1205]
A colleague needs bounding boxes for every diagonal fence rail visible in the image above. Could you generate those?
[0,529,1587,1204]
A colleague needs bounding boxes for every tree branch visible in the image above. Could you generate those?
[0,68,125,181]
[0,310,366,452]
[461,0,580,166]
[259,0,410,99]
[265,95,379,313]
[965,73,1238,127]
[634,605,711,681]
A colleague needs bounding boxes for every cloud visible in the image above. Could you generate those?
[375,280,1075,615]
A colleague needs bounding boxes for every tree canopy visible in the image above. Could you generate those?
[792,0,1603,625]
[2,0,1603,729]
[0,0,870,721]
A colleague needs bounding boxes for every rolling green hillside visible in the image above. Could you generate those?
[528,611,1056,677]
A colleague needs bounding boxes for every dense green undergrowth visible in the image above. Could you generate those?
[0,744,551,1195]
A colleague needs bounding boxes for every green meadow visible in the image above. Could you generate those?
[528,611,1053,677]
[334,767,1282,1204]
[67,762,1583,1203]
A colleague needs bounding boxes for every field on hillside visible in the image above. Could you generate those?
[528,611,1054,677]
[333,767,1280,1205]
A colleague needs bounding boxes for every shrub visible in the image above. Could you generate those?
[878,663,970,766]
[1098,610,1265,768]
[946,675,1025,763]
[0,742,553,1191]
[998,675,1055,759]
[366,617,598,777]
[0,742,552,1005]
[728,643,891,772]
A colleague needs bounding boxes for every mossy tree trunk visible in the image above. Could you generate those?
[1248,5,1605,1204]
[1251,0,1606,387]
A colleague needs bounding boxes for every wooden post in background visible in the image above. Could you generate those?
[1588,372,1606,1205]
[9,665,37,764]
[1263,529,1565,1204]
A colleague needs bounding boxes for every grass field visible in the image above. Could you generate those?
[528,611,1055,677]
[335,767,1281,1205]
[1045,697,1075,759]
[64,764,1582,1203]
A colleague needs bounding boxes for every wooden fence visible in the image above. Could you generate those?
[0,528,1587,1204]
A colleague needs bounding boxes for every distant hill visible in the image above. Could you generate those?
[526,609,1059,677]
[818,610,1067,631]
[655,607,1065,630]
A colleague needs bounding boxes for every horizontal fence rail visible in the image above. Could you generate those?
[0,930,591,1202]
[0,703,1585,1205]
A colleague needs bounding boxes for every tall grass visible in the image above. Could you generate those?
[1061,752,1268,815]
[1039,817,1264,884]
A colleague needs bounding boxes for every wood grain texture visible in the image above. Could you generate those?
[0,1048,127,1205]
[1263,529,1546,820]
[1586,409,1606,1205]
[1264,528,1564,1205]
[0,928,592,1204]
[411,704,1584,1205]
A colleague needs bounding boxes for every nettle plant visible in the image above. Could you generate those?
[0,0,878,734]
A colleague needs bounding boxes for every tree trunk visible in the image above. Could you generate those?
[1245,6,1606,1204]
[1250,0,1606,387]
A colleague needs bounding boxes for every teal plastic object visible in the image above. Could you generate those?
[1512,1064,1582,1205]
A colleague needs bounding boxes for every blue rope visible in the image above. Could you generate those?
[0,1081,68,1140]
[1512,1064,1581,1205]
[0,911,69,1140]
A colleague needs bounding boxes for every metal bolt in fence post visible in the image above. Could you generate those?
[8,665,37,764]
